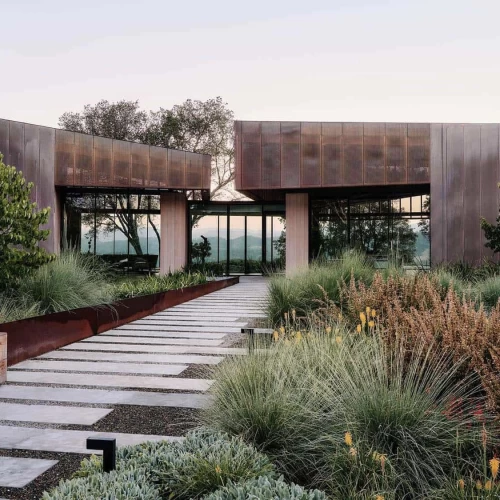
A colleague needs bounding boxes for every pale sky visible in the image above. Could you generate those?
[2,0,500,127]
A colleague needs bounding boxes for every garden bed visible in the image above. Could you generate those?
[2,277,239,366]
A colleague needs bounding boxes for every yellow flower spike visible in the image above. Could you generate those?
[360,312,366,324]
[295,331,302,343]
[375,496,384,500]
[490,457,499,480]
[273,331,279,342]
[338,312,343,321]
[349,447,357,457]
[215,465,222,474]
[485,480,492,491]
[344,432,353,447]
[371,309,377,318]
[368,320,375,328]
[356,324,362,333]
[457,479,465,490]
[291,309,296,320]
[279,326,285,335]
[335,336,342,345]
[325,326,332,334]
[476,480,483,490]
[366,306,371,315]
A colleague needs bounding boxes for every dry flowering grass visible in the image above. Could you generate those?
[310,272,500,413]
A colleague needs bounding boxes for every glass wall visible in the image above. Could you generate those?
[62,190,161,273]
[189,203,286,275]
[311,194,430,267]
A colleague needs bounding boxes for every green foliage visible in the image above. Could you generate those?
[204,334,492,498]
[17,250,114,315]
[481,215,500,253]
[0,154,53,289]
[192,235,212,265]
[113,271,207,299]
[0,293,41,323]
[202,476,326,500]
[75,430,274,500]
[472,275,500,308]
[434,476,500,499]
[267,250,375,325]
[42,468,161,500]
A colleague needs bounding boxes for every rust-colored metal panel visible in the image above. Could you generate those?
[74,133,94,186]
[281,122,300,188]
[130,142,150,187]
[321,122,342,186]
[38,126,57,253]
[0,119,9,161]
[168,149,186,188]
[480,124,499,260]
[202,154,211,191]
[234,121,242,190]
[112,140,131,187]
[343,123,363,185]
[8,120,24,173]
[408,123,430,183]
[364,123,385,185]
[94,136,113,186]
[445,124,465,262]
[55,129,75,185]
[261,122,281,188]
[386,123,407,183]
[242,122,261,189]
[24,124,40,201]
[149,145,168,188]
[463,125,482,263]
[300,122,321,187]
[430,124,444,264]
[185,151,203,189]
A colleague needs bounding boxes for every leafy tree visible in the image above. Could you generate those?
[191,235,212,265]
[481,184,500,252]
[0,154,53,288]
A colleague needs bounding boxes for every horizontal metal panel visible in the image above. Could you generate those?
[364,123,385,185]
[55,130,75,185]
[168,149,186,188]
[130,142,150,187]
[322,122,342,186]
[261,122,281,188]
[281,122,300,188]
[408,123,430,183]
[113,140,131,187]
[386,123,407,183]
[74,133,94,186]
[93,136,113,186]
[343,123,363,185]
[149,146,168,188]
[300,122,321,187]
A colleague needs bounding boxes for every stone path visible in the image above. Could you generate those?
[0,277,268,496]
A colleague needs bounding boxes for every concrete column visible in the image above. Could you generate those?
[0,333,6,384]
[286,193,309,275]
[160,192,188,274]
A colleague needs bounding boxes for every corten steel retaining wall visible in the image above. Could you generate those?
[3,277,239,366]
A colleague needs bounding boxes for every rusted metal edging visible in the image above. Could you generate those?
[3,277,239,366]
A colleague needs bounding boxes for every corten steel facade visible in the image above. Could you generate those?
[235,121,500,270]
[0,118,211,273]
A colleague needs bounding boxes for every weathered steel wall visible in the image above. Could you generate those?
[235,121,431,193]
[54,128,211,190]
[0,119,59,253]
[430,123,500,264]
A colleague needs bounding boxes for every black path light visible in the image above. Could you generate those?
[241,327,255,352]
[86,437,116,472]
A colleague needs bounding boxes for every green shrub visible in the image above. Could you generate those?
[431,268,467,298]
[76,430,274,500]
[114,271,207,299]
[205,333,492,498]
[434,476,500,499]
[17,250,114,314]
[41,468,160,499]
[202,476,327,500]
[473,275,500,308]
[267,250,375,325]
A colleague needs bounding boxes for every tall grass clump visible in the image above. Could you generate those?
[473,275,500,309]
[204,333,493,499]
[17,250,115,315]
[267,250,375,325]
[0,293,40,323]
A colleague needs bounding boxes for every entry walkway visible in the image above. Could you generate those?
[0,277,268,495]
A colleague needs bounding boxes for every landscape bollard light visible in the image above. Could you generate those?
[241,328,255,353]
[86,437,116,472]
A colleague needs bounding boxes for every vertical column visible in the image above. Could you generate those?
[0,333,6,384]
[160,192,187,274]
[286,193,309,275]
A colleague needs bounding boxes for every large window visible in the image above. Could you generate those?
[189,203,285,275]
[311,194,430,267]
[62,190,161,273]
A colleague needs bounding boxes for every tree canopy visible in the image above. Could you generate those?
[0,155,53,289]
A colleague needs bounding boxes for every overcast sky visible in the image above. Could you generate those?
[2,0,500,127]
